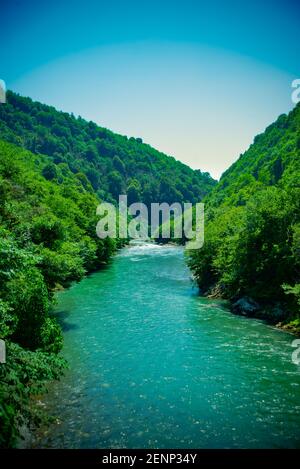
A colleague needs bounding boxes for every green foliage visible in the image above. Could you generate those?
[189,103,300,321]
[0,300,15,339]
[127,178,142,204]
[39,317,63,353]
[31,213,65,248]
[8,267,50,349]
[282,283,300,308]
[0,342,66,448]
[42,162,58,180]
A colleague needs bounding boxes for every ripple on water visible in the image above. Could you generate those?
[32,243,300,449]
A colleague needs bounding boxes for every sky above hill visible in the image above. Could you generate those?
[1,0,299,179]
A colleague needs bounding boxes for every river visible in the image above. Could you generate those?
[33,243,300,448]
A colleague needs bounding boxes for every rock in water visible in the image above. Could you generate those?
[231,297,260,317]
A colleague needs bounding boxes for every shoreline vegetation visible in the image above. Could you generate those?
[0,91,299,447]
[203,288,300,336]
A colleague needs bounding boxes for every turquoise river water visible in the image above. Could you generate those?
[33,243,300,448]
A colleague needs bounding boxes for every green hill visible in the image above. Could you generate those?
[0,91,216,206]
[189,103,300,327]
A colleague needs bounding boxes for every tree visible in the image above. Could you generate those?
[42,162,57,180]
[127,178,141,204]
[108,171,124,200]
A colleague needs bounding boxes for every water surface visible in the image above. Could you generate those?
[34,243,300,448]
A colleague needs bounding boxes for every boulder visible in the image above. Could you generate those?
[231,297,260,317]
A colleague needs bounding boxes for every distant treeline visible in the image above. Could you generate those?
[0,91,216,206]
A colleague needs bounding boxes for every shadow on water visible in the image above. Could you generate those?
[51,309,79,333]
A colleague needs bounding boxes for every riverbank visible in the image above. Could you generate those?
[203,285,300,336]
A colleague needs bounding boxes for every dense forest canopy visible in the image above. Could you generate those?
[0,91,216,206]
[189,103,300,325]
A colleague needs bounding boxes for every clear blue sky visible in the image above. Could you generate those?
[1,0,299,178]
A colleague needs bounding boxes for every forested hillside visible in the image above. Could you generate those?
[189,103,300,328]
[0,91,216,206]
[0,139,120,447]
